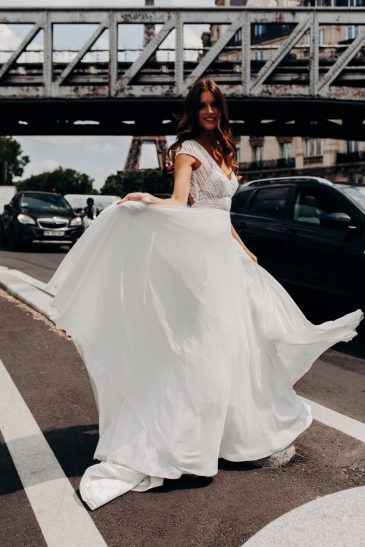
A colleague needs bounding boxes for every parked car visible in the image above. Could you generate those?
[230,176,365,309]
[0,191,84,250]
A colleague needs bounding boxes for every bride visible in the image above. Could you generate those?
[46,79,363,511]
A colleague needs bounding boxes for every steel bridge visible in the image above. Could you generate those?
[2,6,365,138]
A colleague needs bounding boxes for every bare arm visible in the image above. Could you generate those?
[116,153,196,207]
[231,223,258,263]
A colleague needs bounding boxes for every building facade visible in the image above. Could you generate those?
[212,0,365,184]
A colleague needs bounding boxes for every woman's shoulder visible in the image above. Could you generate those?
[176,139,204,158]
[177,138,197,150]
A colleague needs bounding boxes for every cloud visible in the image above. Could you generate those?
[33,136,87,147]
[89,142,118,156]
[0,24,20,63]
[23,159,60,178]
[32,136,124,157]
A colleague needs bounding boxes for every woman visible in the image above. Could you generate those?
[46,79,363,511]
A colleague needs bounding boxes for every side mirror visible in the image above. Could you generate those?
[319,212,352,229]
[4,204,11,212]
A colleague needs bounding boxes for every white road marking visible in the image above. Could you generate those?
[301,396,365,444]
[0,358,106,547]
[243,485,365,546]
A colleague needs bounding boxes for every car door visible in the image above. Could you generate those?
[2,195,18,234]
[280,184,362,298]
[231,185,292,277]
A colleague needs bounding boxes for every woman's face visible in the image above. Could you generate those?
[197,90,220,132]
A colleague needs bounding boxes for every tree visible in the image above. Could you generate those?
[100,168,173,196]
[15,167,95,195]
[0,137,30,185]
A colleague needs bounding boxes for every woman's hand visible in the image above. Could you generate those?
[116,192,156,206]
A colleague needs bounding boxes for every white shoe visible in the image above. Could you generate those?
[252,443,296,469]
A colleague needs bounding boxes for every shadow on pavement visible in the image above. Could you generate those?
[0,243,69,254]
[0,423,98,496]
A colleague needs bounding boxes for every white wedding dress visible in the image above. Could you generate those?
[46,139,363,510]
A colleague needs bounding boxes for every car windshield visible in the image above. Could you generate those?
[340,186,365,213]
[19,194,72,211]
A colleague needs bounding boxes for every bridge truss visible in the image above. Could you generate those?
[1,6,365,138]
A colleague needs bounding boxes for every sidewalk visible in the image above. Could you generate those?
[0,265,54,318]
[1,264,365,546]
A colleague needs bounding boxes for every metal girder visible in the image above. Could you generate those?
[116,17,175,92]
[0,19,43,81]
[2,96,365,139]
[182,18,242,93]
[55,18,108,85]
[250,17,311,94]
[1,7,365,102]
[318,30,365,93]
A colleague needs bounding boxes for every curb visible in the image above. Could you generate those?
[0,266,54,318]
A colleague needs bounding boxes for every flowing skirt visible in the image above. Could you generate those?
[45,201,363,510]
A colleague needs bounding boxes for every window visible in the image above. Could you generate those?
[348,172,362,185]
[293,187,349,224]
[304,138,323,157]
[347,140,358,154]
[19,194,72,211]
[302,29,324,46]
[252,145,263,163]
[347,25,359,40]
[254,49,264,61]
[253,24,265,37]
[319,29,325,45]
[280,142,292,160]
[231,190,253,213]
[248,187,289,218]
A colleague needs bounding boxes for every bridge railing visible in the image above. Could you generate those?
[1,7,365,99]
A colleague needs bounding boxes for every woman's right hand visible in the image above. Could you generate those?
[117,192,155,206]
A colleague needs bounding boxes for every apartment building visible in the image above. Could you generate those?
[212,0,365,184]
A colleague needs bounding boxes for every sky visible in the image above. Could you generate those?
[0,0,216,190]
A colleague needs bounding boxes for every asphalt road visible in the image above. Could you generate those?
[0,246,365,546]
[0,243,69,283]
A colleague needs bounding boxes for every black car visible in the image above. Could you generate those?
[0,191,84,250]
[231,176,365,310]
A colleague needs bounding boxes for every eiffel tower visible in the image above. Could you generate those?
[124,0,168,171]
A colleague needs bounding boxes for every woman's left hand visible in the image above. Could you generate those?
[117,192,155,206]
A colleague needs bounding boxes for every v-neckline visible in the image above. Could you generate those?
[192,139,234,182]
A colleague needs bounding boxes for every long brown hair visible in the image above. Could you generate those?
[168,79,237,173]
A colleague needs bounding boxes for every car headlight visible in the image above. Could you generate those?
[70,216,82,226]
[17,213,36,225]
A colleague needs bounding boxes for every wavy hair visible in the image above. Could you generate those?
[168,79,237,173]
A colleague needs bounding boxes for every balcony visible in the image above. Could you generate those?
[303,155,323,165]
[239,158,296,171]
[336,151,365,164]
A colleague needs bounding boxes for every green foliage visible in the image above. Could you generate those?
[0,137,30,184]
[100,168,173,197]
[16,167,94,195]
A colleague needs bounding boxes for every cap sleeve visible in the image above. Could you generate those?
[175,140,202,164]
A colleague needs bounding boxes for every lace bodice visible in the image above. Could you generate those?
[175,139,239,211]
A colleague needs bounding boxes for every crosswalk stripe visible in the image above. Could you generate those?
[0,357,107,547]
[300,396,365,443]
